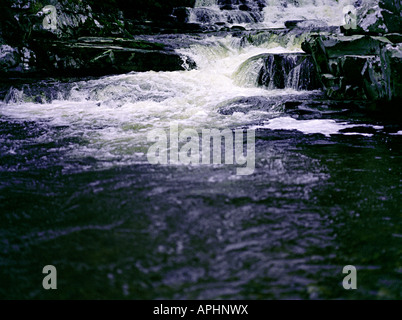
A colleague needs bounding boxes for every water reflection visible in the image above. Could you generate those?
[0,124,334,299]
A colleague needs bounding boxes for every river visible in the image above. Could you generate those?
[0,0,401,300]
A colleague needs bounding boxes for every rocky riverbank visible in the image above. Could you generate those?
[1,0,401,111]
[0,0,198,77]
[301,0,401,106]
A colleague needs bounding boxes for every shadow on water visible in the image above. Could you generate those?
[0,117,400,299]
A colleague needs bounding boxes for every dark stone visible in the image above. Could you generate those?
[348,0,402,35]
[381,9,402,34]
[386,33,402,44]
[339,55,370,85]
[27,38,196,77]
[231,25,246,31]
[321,74,340,91]
[0,0,202,77]
[302,35,330,75]
[221,5,234,10]
[258,53,321,91]
[285,20,304,29]
[172,7,191,24]
[217,93,362,119]
[379,0,401,13]
[321,35,390,58]
[0,45,20,71]
[285,20,329,31]
[239,5,252,11]
[302,33,402,105]
[382,43,402,101]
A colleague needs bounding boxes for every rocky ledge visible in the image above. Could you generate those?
[302,0,401,107]
[0,0,198,78]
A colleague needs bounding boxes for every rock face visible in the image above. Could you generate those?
[302,0,402,105]
[234,52,321,91]
[303,34,401,102]
[347,0,402,35]
[0,0,198,77]
[29,38,196,77]
[188,0,267,30]
[258,54,321,91]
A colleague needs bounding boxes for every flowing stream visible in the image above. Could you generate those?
[0,0,401,300]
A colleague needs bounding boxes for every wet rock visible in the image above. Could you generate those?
[258,54,321,91]
[221,5,234,10]
[239,5,252,11]
[386,33,402,44]
[321,73,340,90]
[0,45,36,74]
[172,7,192,24]
[285,20,329,31]
[382,43,402,101]
[344,0,402,36]
[0,45,20,71]
[304,34,392,58]
[30,38,196,76]
[234,52,321,91]
[285,20,305,29]
[355,1,389,34]
[231,25,246,31]
[301,35,330,75]
[302,33,402,104]
[0,0,202,77]
[218,96,281,115]
[217,93,364,119]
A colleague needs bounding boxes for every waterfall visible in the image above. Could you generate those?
[262,0,356,28]
[188,0,356,29]
[233,54,267,87]
[195,0,218,7]
[234,53,321,90]
[189,0,267,28]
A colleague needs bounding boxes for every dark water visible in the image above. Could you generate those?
[0,112,401,299]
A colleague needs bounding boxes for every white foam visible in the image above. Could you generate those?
[190,0,356,29]
[253,117,379,137]
[0,35,385,167]
[0,37,303,163]
[194,0,218,7]
[262,0,355,28]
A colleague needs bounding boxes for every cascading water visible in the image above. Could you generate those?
[1,31,383,166]
[195,0,218,6]
[189,0,356,29]
[262,0,356,28]
[234,52,321,90]
[189,0,267,28]
[1,36,312,165]
[1,0,401,301]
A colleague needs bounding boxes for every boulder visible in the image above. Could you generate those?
[234,52,321,91]
[307,34,392,58]
[258,53,321,91]
[0,45,36,74]
[30,38,196,76]
[338,55,381,100]
[0,0,201,77]
[285,20,329,31]
[302,33,402,104]
[172,7,192,24]
[381,43,402,101]
[301,35,330,75]
[379,0,402,34]
[0,45,20,71]
[385,33,402,44]
[345,0,402,35]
